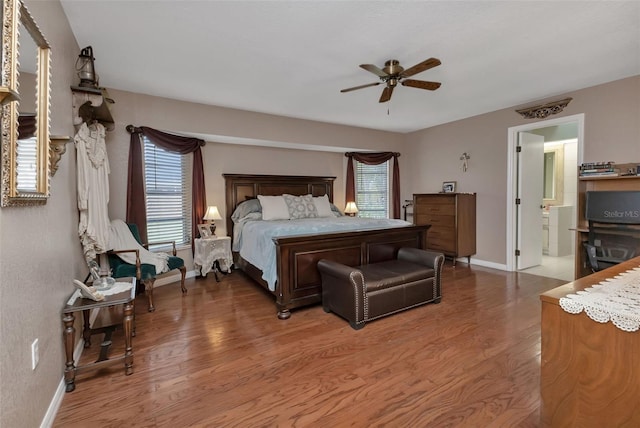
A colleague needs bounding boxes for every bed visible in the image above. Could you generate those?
[224,173,431,319]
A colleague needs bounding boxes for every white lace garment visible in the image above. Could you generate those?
[559,265,640,332]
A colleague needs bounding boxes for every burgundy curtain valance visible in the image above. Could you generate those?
[345,152,401,219]
[125,125,206,245]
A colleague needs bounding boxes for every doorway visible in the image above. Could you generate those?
[506,114,584,281]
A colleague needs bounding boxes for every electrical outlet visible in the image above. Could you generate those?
[31,338,39,370]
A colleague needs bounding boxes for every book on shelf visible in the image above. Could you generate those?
[579,171,619,177]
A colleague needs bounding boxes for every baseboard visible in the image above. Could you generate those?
[455,257,507,271]
[153,269,198,287]
[40,339,84,428]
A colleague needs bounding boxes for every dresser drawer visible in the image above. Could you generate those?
[427,227,455,252]
[415,194,454,205]
[428,236,455,252]
[415,213,455,228]
[414,202,455,216]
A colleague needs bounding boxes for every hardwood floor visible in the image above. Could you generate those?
[53,263,565,427]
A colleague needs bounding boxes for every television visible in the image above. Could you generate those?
[585,191,640,224]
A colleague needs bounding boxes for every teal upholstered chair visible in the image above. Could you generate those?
[108,223,186,312]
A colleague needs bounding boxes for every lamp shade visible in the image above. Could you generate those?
[344,201,359,216]
[203,206,222,221]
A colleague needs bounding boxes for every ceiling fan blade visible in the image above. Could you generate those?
[379,86,394,103]
[340,82,381,93]
[401,79,441,90]
[400,57,441,78]
[360,64,388,77]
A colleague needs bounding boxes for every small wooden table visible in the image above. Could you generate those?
[62,277,136,392]
[540,257,640,427]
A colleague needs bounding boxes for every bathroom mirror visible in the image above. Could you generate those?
[1,0,51,206]
[543,145,564,206]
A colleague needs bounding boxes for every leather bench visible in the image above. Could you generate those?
[317,247,444,329]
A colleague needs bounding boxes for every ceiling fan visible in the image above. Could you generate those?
[340,57,441,103]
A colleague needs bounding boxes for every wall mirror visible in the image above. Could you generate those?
[1,0,51,206]
[543,145,564,207]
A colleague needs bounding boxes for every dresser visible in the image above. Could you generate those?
[413,193,476,265]
[540,256,640,427]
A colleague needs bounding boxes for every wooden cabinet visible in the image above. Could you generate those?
[413,193,476,265]
[540,257,640,427]
[575,164,640,279]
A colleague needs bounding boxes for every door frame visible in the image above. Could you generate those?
[505,113,585,272]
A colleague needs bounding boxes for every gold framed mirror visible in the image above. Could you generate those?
[1,0,51,206]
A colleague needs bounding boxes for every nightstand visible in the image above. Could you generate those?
[194,236,233,281]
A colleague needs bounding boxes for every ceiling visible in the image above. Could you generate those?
[59,1,640,134]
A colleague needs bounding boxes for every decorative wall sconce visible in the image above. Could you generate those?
[50,136,72,176]
[515,98,572,119]
[344,201,359,217]
[460,152,470,172]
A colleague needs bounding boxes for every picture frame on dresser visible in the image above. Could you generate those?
[442,181,456,193]
[197,224,211,238]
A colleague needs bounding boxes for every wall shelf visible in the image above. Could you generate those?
[70,86,115,131]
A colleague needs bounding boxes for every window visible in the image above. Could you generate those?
[355,160,389,219]
[143,137,192,246]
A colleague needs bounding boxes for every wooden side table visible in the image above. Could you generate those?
[62,277,136,392]
[194,236,233,281]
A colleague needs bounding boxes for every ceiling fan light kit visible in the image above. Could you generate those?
[341,57,442,103]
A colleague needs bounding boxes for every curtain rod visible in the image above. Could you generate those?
[125,124,206,146]
[345,152,401,157]
[126,124,142,134]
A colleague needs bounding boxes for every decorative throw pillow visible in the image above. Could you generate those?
[231,198,262,223]
[284,194,319,219]
[257,195,290,220]
[313,194,334,217]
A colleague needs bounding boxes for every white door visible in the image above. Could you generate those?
[517,132,544,270]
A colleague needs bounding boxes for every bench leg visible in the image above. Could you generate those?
[350,321,365,330]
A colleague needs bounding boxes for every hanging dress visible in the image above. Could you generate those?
[75,122,110,261]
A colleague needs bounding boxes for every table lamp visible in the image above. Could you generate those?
[344,201,359,217]
[203,205,222,235]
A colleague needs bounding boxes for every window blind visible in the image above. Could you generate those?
[143,137,192,246]
[16,136,38,192]
[355,161,389,219]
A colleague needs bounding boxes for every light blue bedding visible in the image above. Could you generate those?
[235,217,411,290]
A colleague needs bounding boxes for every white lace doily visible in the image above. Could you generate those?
[559,265,640,332]
[67,281,134,305]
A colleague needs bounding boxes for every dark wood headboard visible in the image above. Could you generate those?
[223,174,336,240]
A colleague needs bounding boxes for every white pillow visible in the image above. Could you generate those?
[257,195,290,220]
[313,194,333,217]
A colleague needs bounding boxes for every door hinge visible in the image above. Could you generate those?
[515,249,521,256]
[516,145,522,153]
[515,198,521,205]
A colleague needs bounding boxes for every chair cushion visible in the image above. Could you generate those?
[358,260,435,292]
[167,255,184,271]
[110,258,156,280]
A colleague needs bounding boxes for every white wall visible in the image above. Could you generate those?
[0,2,83,427]
[403,76,640,266]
